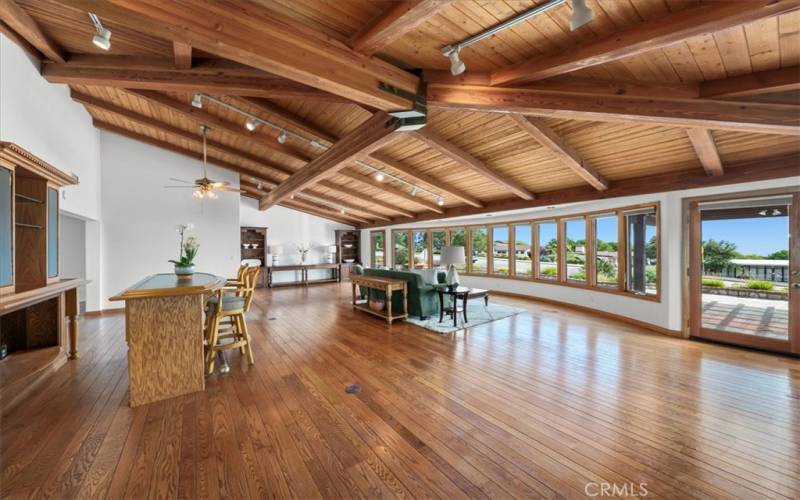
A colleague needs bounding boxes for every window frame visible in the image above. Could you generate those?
[370,230,385,268]
[383,202,660,301]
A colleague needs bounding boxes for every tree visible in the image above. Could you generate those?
[646,236,657,260]
[767,249,789,260]
[703,239,738,274]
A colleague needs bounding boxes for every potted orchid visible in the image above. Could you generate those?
[170,223,199,277]
[296,243,310,264]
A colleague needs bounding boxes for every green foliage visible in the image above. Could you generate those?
[451,230,466,247]
[741,281,774,291]
[596,239,618,252]
[541,267,557,277]
[702,278,725,288]
[597,273,617,284]
[596,258,616,276]
[645,265,657,284]
[646,235,657,260]
[169,236,199,266]
[767,249,789,260]
[569,270,586,281]
[702,239,738,273]
[495,266,509,274]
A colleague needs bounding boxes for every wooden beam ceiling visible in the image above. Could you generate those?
[259,112,402,209]
[56,0,420,111]
[0,0,64,62]
[699,66,800,99]
[490,0,800,86]
[349,0,455,56]
[233,97,339,145]
[172,42,192,70]
[338,169,445,213]
[412,128,535,200]
[361,155,800,228]
[509,114,608,191]
[686,129,724,176]
[368,152,483,208]
[427,84,800,136]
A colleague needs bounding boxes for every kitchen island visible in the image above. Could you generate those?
[110,272,225,407]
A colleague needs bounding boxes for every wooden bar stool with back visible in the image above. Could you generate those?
[204,265,260,374]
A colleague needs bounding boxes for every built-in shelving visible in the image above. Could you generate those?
[14,193,43,204]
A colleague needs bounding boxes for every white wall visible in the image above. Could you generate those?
[240,198,354,282]
[100,130,241,308]
[0,34,102,221]
[59,214,86,307]
[363,177,800,332]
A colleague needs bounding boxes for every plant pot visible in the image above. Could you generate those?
[174,264,195,277]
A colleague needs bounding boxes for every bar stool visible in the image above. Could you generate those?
[205,266,260,374]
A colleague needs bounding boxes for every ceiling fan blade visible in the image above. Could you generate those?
[219,186,244,192]
[168,177,193,184]
[209,180,230,188]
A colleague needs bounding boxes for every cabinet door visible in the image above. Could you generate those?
[47,187,58,278]
[0,166,11,286]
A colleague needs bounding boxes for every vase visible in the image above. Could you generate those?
[446,264,459,290]
[174,264,195,277]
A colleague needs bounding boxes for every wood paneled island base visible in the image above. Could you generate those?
[110,272,225,407]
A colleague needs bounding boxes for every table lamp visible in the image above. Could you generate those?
[441,246,465,291]
[268,245,283,266]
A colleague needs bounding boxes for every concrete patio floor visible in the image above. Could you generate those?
[702,293,789,340]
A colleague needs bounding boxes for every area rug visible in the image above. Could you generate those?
[406,301,525,334]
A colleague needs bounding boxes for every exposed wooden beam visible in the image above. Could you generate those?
[349,0,455,56]
[361,155,800,228]
[172,42,192,69]
[56,0,419,111]
[41,61,351,102]
[368,152,483,208]
[126,90,310,165]
[685,129,724,176]
[509,114,608,191]
[259,113,402,210]
[0,19,42,60]
[0,0,64,62]
[490,0,800,86]
[412,128,535,200]
[427,84,800,136]
[76,91,402,221]
[338,169,445,213]
[233,97,339,145]
[241,183,360,225]
[699,66,800,99]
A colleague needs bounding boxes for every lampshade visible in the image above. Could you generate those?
[441,246,466,266]
[268,245,283,255]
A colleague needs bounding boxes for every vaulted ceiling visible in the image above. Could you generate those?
[2,0,798,227]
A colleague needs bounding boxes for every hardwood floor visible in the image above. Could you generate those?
[1,283,799,499]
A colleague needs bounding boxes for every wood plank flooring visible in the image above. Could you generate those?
[1,283,799,499]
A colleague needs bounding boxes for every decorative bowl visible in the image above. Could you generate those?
[243,243,251,249]
[344,259,355,263]
[368,299,385,312]
[251,243,259,249]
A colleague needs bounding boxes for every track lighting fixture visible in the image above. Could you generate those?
[772,209,782,216]
[340,209,346,214]
[758,210,768,216]
[290,194,295,200]
[245,119,259,132]
[410,186,418,197]
[256,182,262,190]
[443,46,466,76]
[437,196,444,206]
[569,0,594,31]
[374,171,385,182]
[88,13,111,51]
[277,130,288,144]
[191,94,203,109]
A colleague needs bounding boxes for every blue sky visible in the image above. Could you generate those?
[702,217,789,256]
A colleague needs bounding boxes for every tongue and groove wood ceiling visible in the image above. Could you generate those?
[2,0,798,227]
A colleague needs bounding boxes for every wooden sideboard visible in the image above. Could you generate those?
[267,263,340,287]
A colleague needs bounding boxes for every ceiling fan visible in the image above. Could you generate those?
[164,124,241,199]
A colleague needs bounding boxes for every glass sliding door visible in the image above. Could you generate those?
[412,230,428,269]
[432,230,446,267]
[593,215,618,288]
[492,226,509,275]
[537,222,558,280]
[393,231,409,270]
[470,227,487,273]
[514,223,532,277]
[689,193,798,353]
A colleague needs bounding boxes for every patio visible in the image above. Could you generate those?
[702,293,789,340]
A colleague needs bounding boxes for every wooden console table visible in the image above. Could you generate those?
[110,272,225,407]
[267,263,340,288]
[350,275,407,324]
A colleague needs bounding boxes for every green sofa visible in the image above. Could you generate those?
[356,267,446,319]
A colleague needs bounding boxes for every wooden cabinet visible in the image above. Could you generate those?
[0,166,11,289]
[335,230,360,281]
[240,226,267,287]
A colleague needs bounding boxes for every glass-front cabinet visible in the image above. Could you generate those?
[0,166,12,288]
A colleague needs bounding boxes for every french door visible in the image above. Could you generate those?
[687,190,799,354]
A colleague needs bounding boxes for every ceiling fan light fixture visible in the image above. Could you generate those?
[245,119,259,131]
[193,189,204,199]
[277,130,288,144]
[569,0,593,30]
[191,94,203,109]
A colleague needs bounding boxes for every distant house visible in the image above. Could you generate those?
[715,259,790,282]
[492,241,530,258]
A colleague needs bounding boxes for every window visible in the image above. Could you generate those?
[412,230,428,269]
[593,215,618,288]
[492,226,509,275]
[537,222,558,280]
[393,231,409,270]
[625,208,658,295]
[564,218,586,282]
[432,230,446,267]
[470,227,487,273]
[514,223,532,277]
[450,228,467,271]
[371,231,385,268]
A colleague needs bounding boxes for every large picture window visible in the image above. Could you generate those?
[384,202,658,300]
[371,231,385,268]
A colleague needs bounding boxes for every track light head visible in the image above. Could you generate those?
[410,186,418,197]
[277,130,288,144]
[191,94,203,109]
[256,182,262,190]
[340,209,346,214]
[88,13,111,50]
[436,196,444,206]
[569,0,593,30]
[374,171,385,182]
[245,119,258,132]
[443,46,466,76]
